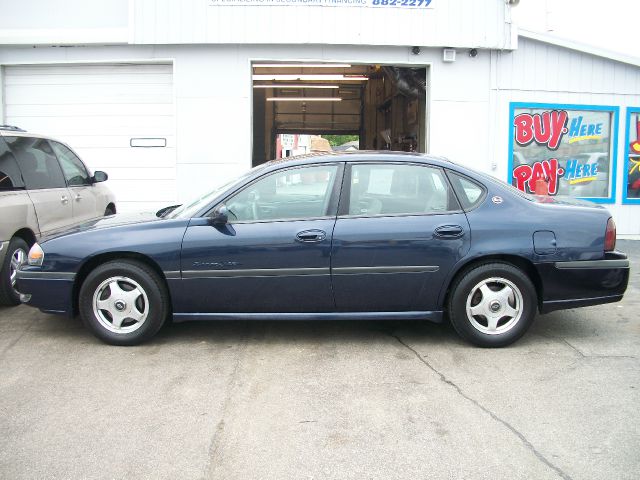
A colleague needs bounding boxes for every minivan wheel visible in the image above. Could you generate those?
[78,260,168,345]
[447,262,537,348]
[0,237,29,306]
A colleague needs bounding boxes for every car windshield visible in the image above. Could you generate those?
[167,164,268,219]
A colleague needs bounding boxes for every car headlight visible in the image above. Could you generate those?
[28,243,45,266]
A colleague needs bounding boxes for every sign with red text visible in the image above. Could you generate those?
[625,109,640,201]
[510,104,614,200]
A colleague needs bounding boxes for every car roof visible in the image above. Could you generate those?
[261,150,456,170]
[0,127,62,143]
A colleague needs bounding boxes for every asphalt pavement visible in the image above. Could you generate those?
[1,241,638,480]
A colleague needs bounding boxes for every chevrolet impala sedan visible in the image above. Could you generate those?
[17,152,629,347]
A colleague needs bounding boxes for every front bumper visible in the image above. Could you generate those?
[16,267,76,315]
[536,251,630,314]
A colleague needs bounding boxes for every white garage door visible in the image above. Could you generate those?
[3,63,175,213]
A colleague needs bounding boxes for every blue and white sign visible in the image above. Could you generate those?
[208,0,433,7]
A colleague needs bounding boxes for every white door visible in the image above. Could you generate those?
[3,63,176,213]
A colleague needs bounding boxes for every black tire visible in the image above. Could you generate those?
[447,262,537,348]
[104,205,116,216]
[0,237,30,306]
[78,260,168,345]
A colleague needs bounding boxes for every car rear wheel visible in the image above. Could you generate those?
[79,260,168,345]
[0,237,29,306]
[447,262,537,347]
[104,205,116,216]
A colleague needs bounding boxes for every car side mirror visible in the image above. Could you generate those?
[210,205,229,225]
[93,171,108,183]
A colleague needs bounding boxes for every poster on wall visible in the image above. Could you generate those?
[624,108,640,202]
[509,103,618,202]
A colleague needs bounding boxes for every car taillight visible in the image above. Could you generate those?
[604,217,616,252]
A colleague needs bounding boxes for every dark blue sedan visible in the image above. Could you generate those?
[17,152,629,347]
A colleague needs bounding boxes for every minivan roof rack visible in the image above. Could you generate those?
[0,125,26,132]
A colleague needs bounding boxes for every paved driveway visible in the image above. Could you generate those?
[1,241,638,479]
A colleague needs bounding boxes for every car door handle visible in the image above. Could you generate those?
[60,195,69,205]
[74,194,82,201]
[295,229,327,243]
[434,225,464,238]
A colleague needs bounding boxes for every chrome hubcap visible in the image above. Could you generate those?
[9,248,27,293]
[92,276,149,334]
[465,277,523,335]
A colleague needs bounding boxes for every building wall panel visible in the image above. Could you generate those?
[131,0,515,49]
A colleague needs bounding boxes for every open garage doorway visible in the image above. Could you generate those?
[252,62,428,167]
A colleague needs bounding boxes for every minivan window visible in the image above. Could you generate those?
[4,136,66,190]
[0,138,25,190]
[51,141,92,186]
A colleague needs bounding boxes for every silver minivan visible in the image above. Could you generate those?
[0,126,116,305]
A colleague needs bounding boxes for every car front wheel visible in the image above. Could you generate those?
[78,260,168,345]
[447,262,537,347]
[0,237,29,306]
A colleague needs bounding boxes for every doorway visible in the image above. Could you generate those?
[251,62,428,166]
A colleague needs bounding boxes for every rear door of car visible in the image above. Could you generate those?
[330,161,471,312]
[50,141,99,223]
[177,162,343,314]
[4,136,74,235]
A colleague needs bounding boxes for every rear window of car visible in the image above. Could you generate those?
[446,170,486,210]
[0,137,26,190]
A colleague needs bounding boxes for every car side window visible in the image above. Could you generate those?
[347,163,458,216]
[4,136,66,190]
[224,164,339,222]
[0,138,25,190]
[51,141,91,186]
[446,171,486,210]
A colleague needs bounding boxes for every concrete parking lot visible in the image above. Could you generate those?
[1,241,638,480]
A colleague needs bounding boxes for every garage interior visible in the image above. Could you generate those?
[252,62,428,166]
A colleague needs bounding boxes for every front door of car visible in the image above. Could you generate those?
[177,163,343,314]
[331,162,471,312]
[4,136,74,236]
[51,141,99,224]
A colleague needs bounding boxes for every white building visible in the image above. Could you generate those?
[1,0,639,233]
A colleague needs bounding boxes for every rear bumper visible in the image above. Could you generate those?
[536,252,629,314]
[16,268,75,316]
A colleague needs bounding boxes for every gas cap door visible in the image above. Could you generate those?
[533,230,557,255]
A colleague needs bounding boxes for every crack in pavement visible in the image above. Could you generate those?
[391,333,574,480]
[203,322,251,480]
[537,332,638,360]
[560,338,637,360]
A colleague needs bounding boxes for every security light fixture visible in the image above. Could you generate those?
[442,48,456,63]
